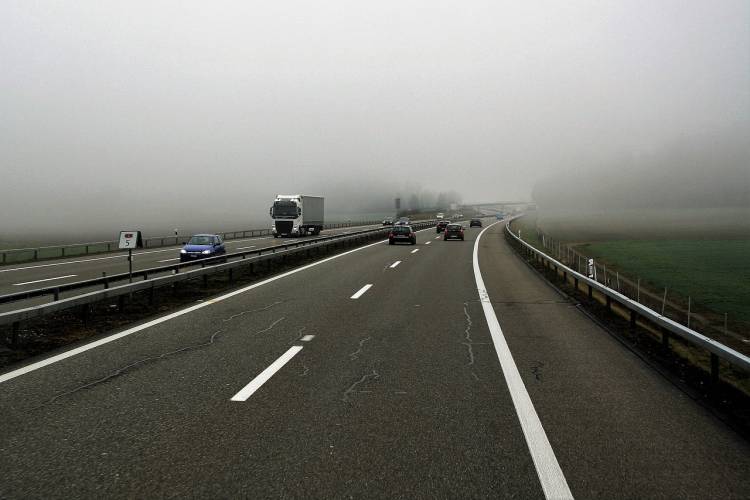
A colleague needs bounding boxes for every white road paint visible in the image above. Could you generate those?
[0,225,438,385]
[473,222,572,499]
[235,246,255,250]
[230,346,303,401]
[411,249,419,254]
[157,258,180,263]
[0,228,435,385]
[435,236,440,239]
[12,275,77,286]
[350,284,373,299]
[0,236,273,274]
[425,241,431,245]
[300,335,315,342]
[389,261,401,268]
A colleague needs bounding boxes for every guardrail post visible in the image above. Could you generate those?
[588,284,593,299]
[573,277,578,291]
[605,294,611,311]
[61,247,66,257]
[53,288,60,301]
[33,249,38,260]
[630,310,637,330]
[103,272,109,289]
[85,245,89,254]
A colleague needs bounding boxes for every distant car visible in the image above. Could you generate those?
[180,234,226,262]
[389,225,416,245]
[496,213,504,220]
[470,219,482,227]
[396,217,410,225]
[436,220,450,233]
[382,217,394,226]
[443,224,464,241]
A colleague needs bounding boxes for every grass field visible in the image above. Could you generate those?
[513,209,750,329]
[579,239,750,323]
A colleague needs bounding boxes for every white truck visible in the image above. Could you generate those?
[269,195,325,237]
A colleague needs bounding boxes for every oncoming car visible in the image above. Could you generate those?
[180,234,226,262]
[389,225,417,245]
[443,224,464,241]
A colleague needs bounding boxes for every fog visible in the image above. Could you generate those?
[1,1,748,242]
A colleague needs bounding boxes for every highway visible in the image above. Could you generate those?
[0,220,748,498]
[0,224,383,298]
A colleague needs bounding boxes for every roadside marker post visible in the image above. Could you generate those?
[118,231,144,283]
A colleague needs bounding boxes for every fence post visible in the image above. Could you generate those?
[661,287,668,315]
[687,296,691,328]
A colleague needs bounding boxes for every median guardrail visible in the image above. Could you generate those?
[0,221,435,333]
[0,221,381,265]
[504,220,750,386]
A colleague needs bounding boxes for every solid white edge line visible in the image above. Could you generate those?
[230,346,303,401]
[0,226,436,385]
[389,261,401,268]
[473,221,573,500]
[12,275,78,286]
[350,284,373,299]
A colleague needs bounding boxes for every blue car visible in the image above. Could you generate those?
[180,234,226,262]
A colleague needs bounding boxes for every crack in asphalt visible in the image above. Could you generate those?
[349,337,371,361]
[33,316,288,410]
[32,328,224,410]
[531,361,545,382]
[462,303,476,366]
[257,317,286,335]
[222,300,284,323]
[342,370,379,402]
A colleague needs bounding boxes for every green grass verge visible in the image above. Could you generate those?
[579,239,750,323]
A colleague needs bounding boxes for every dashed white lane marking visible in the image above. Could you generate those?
[12,275,77,286]
[389,261,401,268]
[350,284,373,299]
[300,335,315,342]
[0,225,437,385]
[0,236,270,274]
[435,236,440,239]
[473,222,572,499]
[235,246,255,250]
[425,241,431,245]
[411,249,419,254]
[230,346,303,401]
[157,258,180,263]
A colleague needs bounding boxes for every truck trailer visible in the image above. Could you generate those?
[269,195,324,237]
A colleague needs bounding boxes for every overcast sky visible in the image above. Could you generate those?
[2,1,748,237]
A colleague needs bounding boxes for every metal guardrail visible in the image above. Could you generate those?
[504,220,750,381]
[0,221,435,329]
[0,221,381,265]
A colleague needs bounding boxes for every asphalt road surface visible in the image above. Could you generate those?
[0,220,748,498]
[0,224,383,298]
